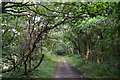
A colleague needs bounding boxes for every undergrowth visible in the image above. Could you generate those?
[64,55,120,78]
[27,54,58,78]
[2,54,58,79]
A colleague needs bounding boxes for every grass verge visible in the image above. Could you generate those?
[2,54,58,79]
[60,58,63,62]
[27,54,58,78]
[64,55,120,78]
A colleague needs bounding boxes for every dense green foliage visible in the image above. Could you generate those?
[2,54,58,78]
[65,55,120,78]
[1,1,120,79]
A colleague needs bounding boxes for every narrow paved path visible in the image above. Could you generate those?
[53,57,89,79]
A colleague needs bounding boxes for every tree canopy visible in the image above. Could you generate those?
[1,1,120,78]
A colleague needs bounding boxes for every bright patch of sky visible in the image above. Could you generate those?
[12,29,17,33]
[69,12,72,15]
[53,12,57,14]
[2,29,5,32]
[1,23,7,26]
[35,17,41,22]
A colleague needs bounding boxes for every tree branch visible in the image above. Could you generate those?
[6,13,31,17]
[26,6,58,17]
[7,2,23,4]
[27,54,44,74]
[3,32,16,47]
[2,29,9,36]
[40,3,67,14]
[5,10,27,13]
[4,2,29,9]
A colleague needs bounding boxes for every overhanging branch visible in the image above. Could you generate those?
[6,13,31,17]
[40,3,67,14]
[5,10,27,13]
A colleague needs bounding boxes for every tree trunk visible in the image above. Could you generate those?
[84,35,89,60]
[78,34,85,60]
[29,55,31,70]
[89,32,92,60]
[68,47,70,56]
[13,60,15,71]
[27,54,44,73]
[76,41,80,55]
[24,58,27,75]
[70,47,74,56]
[77,50,80,55]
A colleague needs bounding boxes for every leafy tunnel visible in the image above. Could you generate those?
[1,1,120,79]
